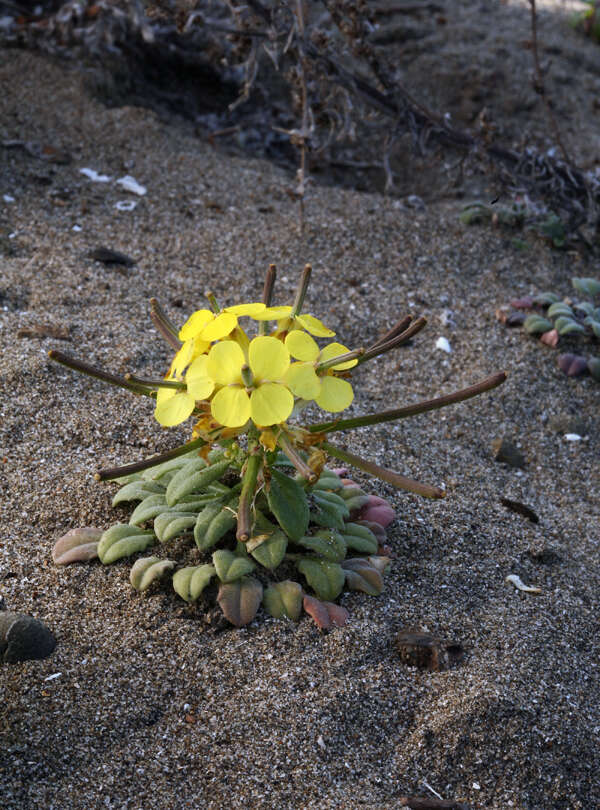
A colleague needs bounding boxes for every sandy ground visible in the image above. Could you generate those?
[0,34,599,810]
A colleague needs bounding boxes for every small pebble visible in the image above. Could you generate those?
[435,336,451,353]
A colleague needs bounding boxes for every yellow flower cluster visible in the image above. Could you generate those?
[154,302,356,432]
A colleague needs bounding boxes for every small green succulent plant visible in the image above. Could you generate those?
[50,264,506,629]
[501,276,600,382]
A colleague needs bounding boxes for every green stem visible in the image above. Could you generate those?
[278,433,318,483]
[316,347,365,372]
[149,298,181,351]
[94,436,207,481]
[308,371,508,434]
[322,441,445,499]
[125,374,186,390]
[48,350,153,396]
[206,291,220,314]
[359,317,427,364]
[236,446,263,542]
[291,263,312,316]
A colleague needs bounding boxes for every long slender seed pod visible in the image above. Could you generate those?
[48,351,152,396]
[95,437,207,482]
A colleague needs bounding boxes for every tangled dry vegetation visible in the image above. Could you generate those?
[2,0,600,247]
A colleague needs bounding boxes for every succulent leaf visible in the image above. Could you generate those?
[52,527,102,565]
[523,314,553,335]
[584,317,600,338]
[166,458,230,506]
[266,467,309,541]
[112,480,164,506]
[263,580,303,621]
[572,277,600,298]
[130,556,175,591]
[212,549,256,583]
[153,512,198,543]
[554,316,586,336]
[310,490,350,529]
[296,530,347,562]
[217,577,263,627]
[248,515,288,570]
[532,291,560,306]
[97,524,155,564]
[141,451,201,481]
[341,557,384,595]
[547,302,574,319]
[297,558,345,601]
[312,469,344,492]
[172,564,216,602]
[302,595,349,630]
[587,357,600,381]
[340,522,378,554]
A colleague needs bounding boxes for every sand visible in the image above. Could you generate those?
[1,34,599,810]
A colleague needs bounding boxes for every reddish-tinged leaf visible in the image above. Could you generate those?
[217,577,263,627]
[357,495,396,528]
[557,353,588,377]
[355,519,387,543]
[341,558,384,595]
[52,527,102,565]
[505,311,527,327]
[510,296,534,309]
[303,595,349,630]
[540,328,559,347]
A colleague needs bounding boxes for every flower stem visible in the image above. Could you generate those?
[308,371,508,434]
[149,298,181,351]
[359,317,427,364]
[322,441,445,499]
[236,446,263,542]
[205,291,220,313]
[278,433,318,483]
[291,263,312,316]
[48,350,153,396]
[125,374,186,390]
[316,347,364,373]
[94,436,207,481]
[260,263,277,335]
[370,315,413,350]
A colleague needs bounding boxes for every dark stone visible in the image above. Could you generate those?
[0,612,57,663]
[395,629,464,671]
[89,247,136,267]
[492,437,526,468]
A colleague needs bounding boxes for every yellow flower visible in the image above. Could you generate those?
[283,331,355,412]
[251,305,335,338]
[208,336,294,428]
[154,354,216,427]
[179,304,266,343]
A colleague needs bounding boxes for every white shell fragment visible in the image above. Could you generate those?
[3,194,15,203]
[80,168,111,182]
[435,336,452,353]
[506,574,542,594]
[115,200,137,211]
[564,433,582,442]
[44,672,62,682]
[116,175,147,195]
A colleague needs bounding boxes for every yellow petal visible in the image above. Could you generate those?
[259,429,278,451]
[224,303,267,316]
[207,341,244,385]
[284,362,321,400]
[295,313,335,337]
[249,335,290,381]
[154,392,196,426]
[185,355,215,400]
[251,305,293,321]
[250,383,294,426]
[178,309,213,341]
[319,341,357,370]
[285,330,320,362]
[201,311,237,341]
[315,376,354,412]
[170,340,194,377]
[211,386,251,427]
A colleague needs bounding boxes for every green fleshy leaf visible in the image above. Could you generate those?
[296,530,347,562]
[153,512,198,543]
[172,564,216,602]
[341,522,378,554]
[297,558,345,601]
[97,524,155,564]
[588,357,600,381]
[266,468,309,541]
[310,491,350,529]
[248,514,288,570]
[312,470,344,492]
[263,580,303,621]
[532,291,560,307]
[212,549,256,583]
[554,316,586,336]
[584,317,600,338]
[130,556,175,591]
[341,557,384,596]
[575,301,595,317]
[459,203,492,225]
[112,480,164,506]
[572,277,600,298]
[141,450,201,480]
[165,458,230,506]
[217,577,263,627]
[201,499,238,551]
[129,493,220,526]
[547,302,574,319]
[523,314,553,335]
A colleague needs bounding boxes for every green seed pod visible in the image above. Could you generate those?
[130,556,175,591]
[97,524,155,564]
[172,564,216,602]
[153,512,198,543]
[166,459,230,506]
